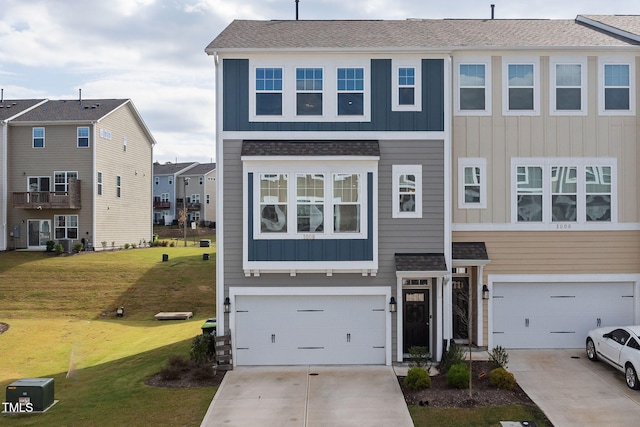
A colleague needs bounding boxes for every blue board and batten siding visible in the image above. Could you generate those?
[222,59,444,132]
[247,173,374,262]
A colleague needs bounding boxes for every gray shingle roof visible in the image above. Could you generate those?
[579,15,640,41]
[452,242,489,261]
[0,99,46,121]
[395,253,447,272]
[11,99,129,122]
[153,162,198,175]
[207,18,639,52]
[182,163,216,175]
[242,140,380,157]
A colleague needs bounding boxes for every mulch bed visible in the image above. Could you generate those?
[145,365,226,388]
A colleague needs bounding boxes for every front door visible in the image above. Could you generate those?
[28,220,51,248]
[452,277,470,341]
[403,289,430,353]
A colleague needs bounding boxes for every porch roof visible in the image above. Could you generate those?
[241,140,380,157]
[395,253,447,272]
[452,242,489,261]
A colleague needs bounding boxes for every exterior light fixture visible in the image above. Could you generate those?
[116,306,125,317]
[224,297,231,313]
[389,296,397,313]
[482,285,490,300]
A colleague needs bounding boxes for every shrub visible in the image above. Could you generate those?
[124,243,130,249]
[73,242,83,253]
[46,240,55,252]
[403,367,431,390]
[101,241,107,250]
[446,363,470,389]
[489,367,516,390]
[190,334,216,366]
[167,354,188,369]
[54,243,64,255]
[159,364,182,381]
[408,346,430,368]
[191,364,216,380]
[489,345,509,369]
[169,241,175,247]
[439,342,466,374]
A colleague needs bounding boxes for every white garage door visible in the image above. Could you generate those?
[235,295,386,365]
[493,282,634,349]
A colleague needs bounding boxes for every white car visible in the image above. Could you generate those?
[586,325,640,390]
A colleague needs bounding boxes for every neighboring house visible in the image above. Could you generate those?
[178,163,217,227]
[153,162,198,225]
[207,16,640,367]
[4,97,155,251]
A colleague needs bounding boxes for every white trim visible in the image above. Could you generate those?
[391,59,422,112]
[549,56,588,116]
[453,56,491,116]
[477,264,485,347]
[214,53,226,335]
[295,66,324,117]
[502,56,540,116]
[223,131,446,141]
[229,286,393,366]
[598,56,636,116]
[392,164,422,218]
[453,222,640,232]
[458,157,487,209]
[487,273,640,349]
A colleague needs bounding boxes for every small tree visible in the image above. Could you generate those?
[190,334,216,366]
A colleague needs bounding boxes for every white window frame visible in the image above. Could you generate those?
[161,193,170,203]
[199,176,204,185]
[154,176,159,185]
[77,126,90,148]
[116,175,121,198]
[168,176,173,185]
[206,194,210,204]
[123,137,127,152]
[458,158,487,209]
[550,56,587,116]
[54,171,78,192]
[392,59,421,112]
[295,67,324,117]
[250,65,284,119]
[246,160,374,240]
[502,57,540,116]
[598,56,636,116]
[97,171,103,196]
[392,165,422,218]
[191,193,201,204]
[32,127,45,148]
[54,215,78,239]
[454,57,491,116]
[510,158,617,227]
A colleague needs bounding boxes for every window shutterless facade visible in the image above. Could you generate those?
[458,158,486,209]
[337,67,364,116]
[459,64,486,111]
[503,58,539,115]
[97,172,103,195]
[255,67,283,116]
[512,158,616,225]
[33,127,45,148]
[392,165,422,218]
[296,67,323,116]
[55,215,78,239]
[550,57,587,115]
[598,57,635,115]
[77,126,89,147]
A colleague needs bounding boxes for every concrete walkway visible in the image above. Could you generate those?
[200,365,414,427]
[510,349,640,427]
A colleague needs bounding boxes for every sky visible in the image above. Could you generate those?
[1,1,640,164]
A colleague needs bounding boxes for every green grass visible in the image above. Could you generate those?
[0,238,217,426]
[409,404,551,427]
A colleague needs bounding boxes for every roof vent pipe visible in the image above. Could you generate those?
[1,88,3,103]
[491,4,495,19]
[295,0,299,20]
[79,88,82,105]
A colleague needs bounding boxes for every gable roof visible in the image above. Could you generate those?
[577,15,640,43]
[0,99,47,121]
[395,253,448,272]
[11,99,130,123]
[182,163,216,175]
[452,242,489,261]
[207,18,639,53]
[153,162,199,176]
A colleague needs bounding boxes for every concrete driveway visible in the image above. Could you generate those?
[510,349,640,427]
[200,365,413,427]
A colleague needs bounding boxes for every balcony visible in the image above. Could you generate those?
[154,201,171,209]
[177,199,201,211]
[13,179,81,210]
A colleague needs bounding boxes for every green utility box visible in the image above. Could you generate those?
[6,378,55,412]
[201,318,217,335]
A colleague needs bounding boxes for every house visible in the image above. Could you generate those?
[153,162,198,225]
[3,97,156,251]
[179,162,217,228]
[206,16,640,366]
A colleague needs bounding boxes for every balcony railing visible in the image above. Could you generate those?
[154,201,171,209]
[176,200,201,211]
[13,179,81,209]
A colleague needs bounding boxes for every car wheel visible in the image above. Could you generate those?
[625,364,640,390]
[586,338,598,361]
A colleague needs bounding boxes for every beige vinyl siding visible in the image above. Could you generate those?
[453,54,639,225]
[204,170,216,223]
[94,103,153,248]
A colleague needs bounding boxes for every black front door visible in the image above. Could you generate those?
[403,289,430,353]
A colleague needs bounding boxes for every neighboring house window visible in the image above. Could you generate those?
[77,127,89,148]
[97,172,103,196]
[255,67,283,116]
[392,165,422,218]
[459,64,486,111]
[123,137,127,152]
[54,171,78,192]
[193,211,200,222]
[199,176,204,185]
[503,58,539,115]
[191,194,201,204]
[296,173,325,232]
[206,194,210,204]
[296,67,323,116]
[551,59,586,114]
[154,177,159,185]
[55,215,78,239]
[116,176,121,198]
[28,176,50,192]
[512,159,615,224]
[168,177,173,185]
[33,127,45,148]
[161,193,169,203]
[458,158,486,209]
[337,67,364,115]
[260,173,288,233]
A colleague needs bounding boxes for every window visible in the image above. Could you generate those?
[459,64,486,111]
[605,64,630,110]
[55,215,78,239]
[168,176,173,185]
[512,159,616,225]
[260,173,288,233]
[296,174,324,232]
[33,127,45,148]
[628,337,640,351]
[610,329,630,345]
[154,177,159,185]
[77,127,89,147]
[503,58,539,115]
[255,67,283,116]
[458,158,486,209]
[116,176,121,198]
[191,194,201,204]
[296,68,323,116]
[97,172,103,196]
[392,61,421,111]
[206,194,210,205]
[397,68,415,106]
[332,173,360,232]
[54,171,78,192]
[337,68,364,116]
[199,176,204,185]
[551,60,585,113]
[193,211,201,223]
[123,137,127,152]
[28,176,50,192]
[161,193,170,203]
[392,165,422,218]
